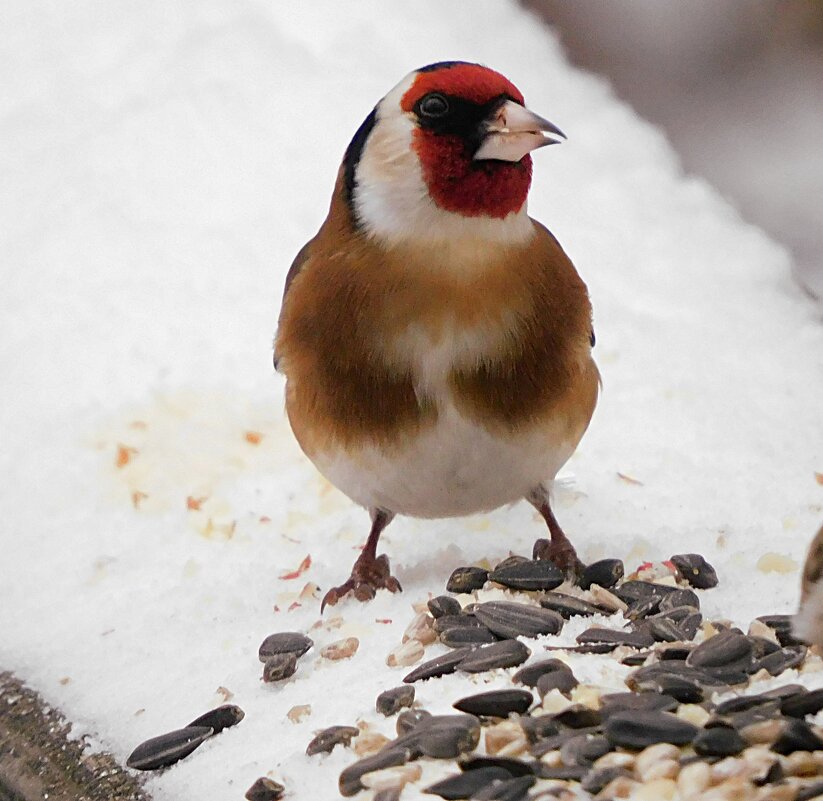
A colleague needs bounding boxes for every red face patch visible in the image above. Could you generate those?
[400,63,525,112]
[401,63,532,219]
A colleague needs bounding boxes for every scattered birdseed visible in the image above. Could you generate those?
[321,636,359,660]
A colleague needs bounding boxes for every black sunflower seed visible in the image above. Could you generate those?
[797,781,823,801]
[459,756,535,776]
[625,596,661,620]
[579,559,624,590]
[529,727,602,758]
[403,647,474,683]
[604,711,697,749]
[453,689,533,717]
[306,725,360,756]
[473,602,563,640]
[714,684,804,715]
[659,588,700,612]
[423,767,513,800]
[428,595,462,618]
[488,559,564,591]
[576,627,654,649]
[376,685,415,717]
[395,714,481,759]
[613,580,677,604]
[126,726,213,770]
[470,774,535,801]
[512,658,575,689]
[599,692,678,717]
[536,668,578,698]
[670,553,718,589]
[582,766,631,795]
[781,687,823,718]
[686,629,753,669]
[657,643,694,661]
[649,618,687,642]
[187,704,244,735]
[756,614,807,647]
[262,653,297,682]
[693,724,745,757]
[447,567,489,593]
[771,719,823,755]
[458,639,531,673]
[560,733,612,766]
[434,614,487,634]
[653,673,705,704]
[518,716,560,743]
[539,591,608,619]
[257,632,313,662]
[339,748,411,797]
[620,650,653,666]
[754,645,807,677]
[396,708,431,735]
[552,705,603,729]
[534,765,587,781]
[245,776,285,801]
[441,627,498,647]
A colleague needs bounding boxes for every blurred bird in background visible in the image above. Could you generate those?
[274,62,598,610]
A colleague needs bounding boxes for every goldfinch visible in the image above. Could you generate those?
[274,61,599,609]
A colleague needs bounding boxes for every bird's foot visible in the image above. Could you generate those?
[533,537,584,580]
[320,552,402,612]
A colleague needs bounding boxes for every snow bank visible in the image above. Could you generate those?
[1,1,821,799]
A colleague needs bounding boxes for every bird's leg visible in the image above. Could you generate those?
[321,508,401,612]
[527,485,584,578]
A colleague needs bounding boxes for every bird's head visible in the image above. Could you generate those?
[342,61,564,246]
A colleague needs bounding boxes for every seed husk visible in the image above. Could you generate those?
[457,639,531,673]
[539,591,607,619]
[306,725,360,756]
[428,595,462,618]
[187,704,244,735]
[403,647,474,683]
[386,638,425,667]
[473,601,563,640]
[579,559,624,590]
[321,636,359,660]
[603,710,698,749]
[376,685,416,717]
[257,631,313,662]
[670,553,718,589]
[126,726,213,770]
[512,658,575,689]
[262,653,297,682]
[446,566,489,593]
[245,776,285,801]
[576,626,654,649]
[339,747,411,797]
[692,724,746,757]
[488,559,564,591]
[453,689,533,718]
[423,767,512,800]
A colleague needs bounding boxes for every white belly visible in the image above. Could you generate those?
[314,401,573,518]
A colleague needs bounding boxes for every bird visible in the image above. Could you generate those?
[793,522,823,646]
[273,61,599,611]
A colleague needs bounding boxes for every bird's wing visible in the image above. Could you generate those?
[273,239,314,372]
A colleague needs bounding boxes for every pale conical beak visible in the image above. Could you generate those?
[473,99,566,162]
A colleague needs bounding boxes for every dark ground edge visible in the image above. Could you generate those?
[0,670,150,801]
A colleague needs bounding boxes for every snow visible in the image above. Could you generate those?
[1,1,822,799]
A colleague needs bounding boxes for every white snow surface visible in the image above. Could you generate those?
[1,1,822,799]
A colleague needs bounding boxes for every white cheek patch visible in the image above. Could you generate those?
[352,72,534,247]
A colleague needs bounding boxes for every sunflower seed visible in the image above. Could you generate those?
[321,637,359,660]
[534,765,587,781]
[428,595,462,618]
[459,756,535,776]
[257,631,313,662]
[339,748,411,797]
[518,715,560,743]
[797,782,823,801]
[582,766,631,795]
[512,658,575,689]
[755,644,807,676]
[434,614,487,633]
[395,714,481,759]
[659,588,700,612]
[625,596,661,620]
[670,553,718,589]
[576,627,654,649]
[552,705,603,729]
[714,684,804,716]
[262,653,297,682]
[614,580,677,604]
[771,719,823,755]
[488,559,564,591]
[306,725,360,756]
[599,692,677,718]
[187,704,244,735]
[126,726,213,770]
[781,687,823,718]
[651,673,705,704]
[403,647,474,683]
[396,708,431,735]
[604,711,697,749]
[536,669,578,698]
[446,567,489,593]
[686,630,753,670]
[376,685,415,717]
[453,689,533,718]
[470,774,535,801]
[244,777,285,801]
[692,723,745,757]
[648,618,687,642]
[474,602,563,639]
[539,591,607,618]
[560,733,612,766]
[579,559,624,590]
[458,639,531,673]
[423,767,512,800]
[441,627,498,648]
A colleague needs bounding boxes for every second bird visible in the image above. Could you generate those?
[274,61,599,610]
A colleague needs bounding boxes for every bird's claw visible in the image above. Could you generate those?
[533,537,584,581]
[320,553,402,612]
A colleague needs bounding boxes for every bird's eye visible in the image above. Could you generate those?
[418,93,450,118]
